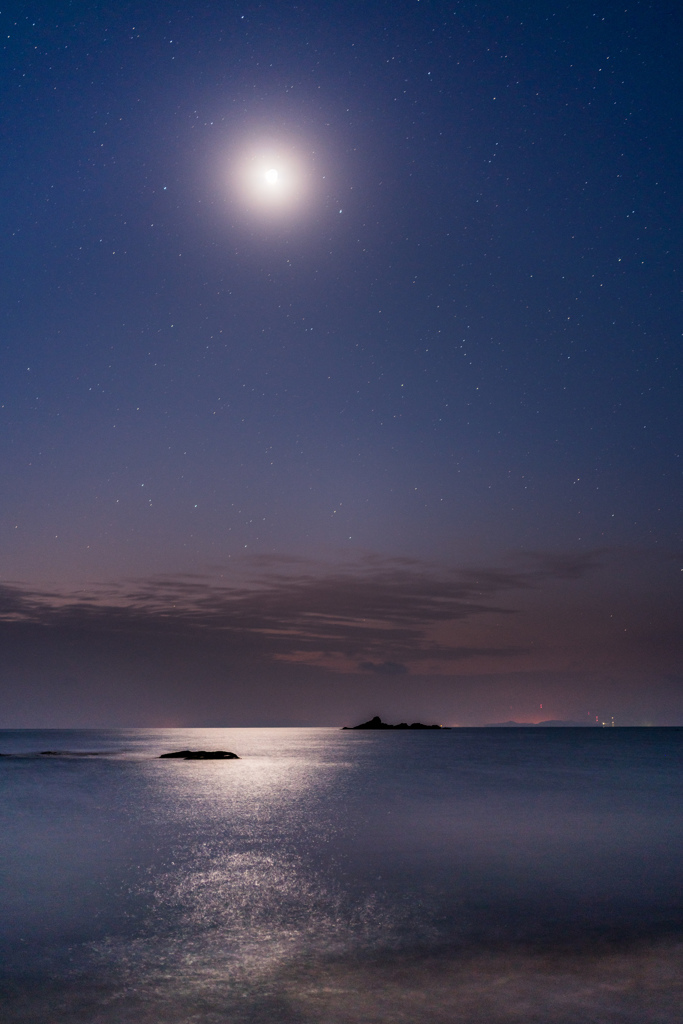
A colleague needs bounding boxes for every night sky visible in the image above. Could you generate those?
[1,0,681,726]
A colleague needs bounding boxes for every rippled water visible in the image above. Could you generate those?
[1,727,682,1022]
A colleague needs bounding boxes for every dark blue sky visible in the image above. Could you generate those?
[1,0,681,725]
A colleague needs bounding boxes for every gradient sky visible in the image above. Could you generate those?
[1,0,681,726]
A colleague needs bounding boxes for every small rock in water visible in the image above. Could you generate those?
[343,716,394,730]
[343,716,445,730]
[39,750,102,756]
[344,716,446,733]
[159,749,240,760]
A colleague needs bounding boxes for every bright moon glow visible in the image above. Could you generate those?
[231,141,311,218]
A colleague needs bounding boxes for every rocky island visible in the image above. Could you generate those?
[159,750,240,760]
[343,716,447,730]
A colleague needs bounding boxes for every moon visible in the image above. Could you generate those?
[230,140,312,219]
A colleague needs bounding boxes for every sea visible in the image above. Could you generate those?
[0,727,682,1023]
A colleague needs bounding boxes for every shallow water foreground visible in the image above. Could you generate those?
[1,727,681,1023]
[283,943,683,1024]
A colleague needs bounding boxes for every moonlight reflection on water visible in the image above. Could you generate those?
[0,727,681,1023]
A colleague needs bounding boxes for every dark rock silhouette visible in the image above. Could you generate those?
[40,750,102,756]
[344,716,394,730]
[159,749,240,760]
[343,715,445,730]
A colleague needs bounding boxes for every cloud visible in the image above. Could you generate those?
[521,550,605,576]
[0,551,602,670]
[358,661,409,676]
[2,550,682,727]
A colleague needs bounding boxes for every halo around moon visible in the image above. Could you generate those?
[231,142,310,218]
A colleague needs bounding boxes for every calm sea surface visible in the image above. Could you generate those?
[1,727,682,1023]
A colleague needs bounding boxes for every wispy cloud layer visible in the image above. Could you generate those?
[0,552,602,671]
